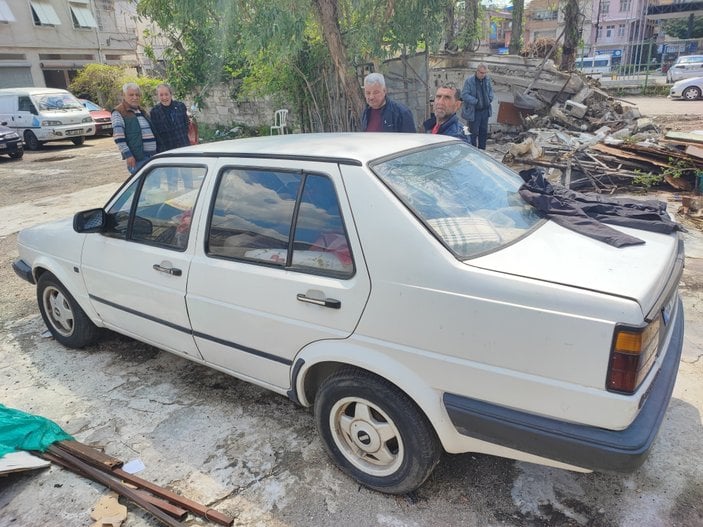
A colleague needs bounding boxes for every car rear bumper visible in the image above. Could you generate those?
[443,296,684,472]
[12,258,35,285]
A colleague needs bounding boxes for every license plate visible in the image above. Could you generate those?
[66,129,81,136]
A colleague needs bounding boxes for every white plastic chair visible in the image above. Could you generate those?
[270,109,288,135]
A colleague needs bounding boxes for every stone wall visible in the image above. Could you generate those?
[186,82,283,131]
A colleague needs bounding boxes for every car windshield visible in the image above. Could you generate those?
[32,93,84,111]
[371,143,542,259]
[81,100,101,111]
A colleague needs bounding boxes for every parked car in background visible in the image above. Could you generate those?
[0,88,94,150]
[79,99,113,136]
[666,54,703,83]
[670,76,703,100]
[12,134,685,494]
[0,121,23,159]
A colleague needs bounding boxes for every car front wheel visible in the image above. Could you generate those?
[682,86,702,100]
[71,136,85,146]
[314,368,441,494]
[9,150,24,159]
[37,272,99,348]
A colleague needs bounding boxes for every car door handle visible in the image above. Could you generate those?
[153,263,182,276]
[296,293,341,309]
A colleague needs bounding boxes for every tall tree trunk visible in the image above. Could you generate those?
[463,0,479,51]
[509,0,524,55]
[444,2,456,51]
[311,0,365,130]
[560,0,580,70]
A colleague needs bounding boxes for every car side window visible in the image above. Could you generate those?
[18,96,36,114]
[208,168,353,276]
[104,165,206,250]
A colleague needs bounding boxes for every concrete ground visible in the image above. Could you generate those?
[0,117,702,526]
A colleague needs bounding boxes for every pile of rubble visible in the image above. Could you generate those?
[496,81,703,195]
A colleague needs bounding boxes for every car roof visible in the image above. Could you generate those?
[158,133,457,165]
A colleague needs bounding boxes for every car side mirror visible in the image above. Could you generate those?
[74,208,107,233]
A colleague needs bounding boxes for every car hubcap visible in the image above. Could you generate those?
[43,287,74,336]
[329,397,403,477]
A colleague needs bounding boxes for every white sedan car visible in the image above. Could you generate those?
[669,76,703,100]
[13,134,685,494]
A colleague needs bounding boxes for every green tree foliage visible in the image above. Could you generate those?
[664,15,703,39]
[136,0,447,130]
[69,64,124,108]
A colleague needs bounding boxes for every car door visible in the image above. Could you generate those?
[80,163,208,359]
[186,160,371,390]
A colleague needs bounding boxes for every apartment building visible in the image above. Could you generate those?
[0,0,139,89]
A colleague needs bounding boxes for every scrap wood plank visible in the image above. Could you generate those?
[590,144,670,168]
[664,131,703,144]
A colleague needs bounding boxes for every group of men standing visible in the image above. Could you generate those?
[112,63,493,175]
[111,83,191,174]
[361,63,494,150]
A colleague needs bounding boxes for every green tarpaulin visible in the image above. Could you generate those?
[0,404,73,457]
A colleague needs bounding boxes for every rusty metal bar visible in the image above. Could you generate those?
[43,446,186,527]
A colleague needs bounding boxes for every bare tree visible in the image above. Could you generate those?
[509,0,524,55]
[560,0,581,71]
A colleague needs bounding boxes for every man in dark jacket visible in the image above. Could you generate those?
[361,73,416,133]
[149,83,190,153]
[461,63,494,150]
[423,85,469,142]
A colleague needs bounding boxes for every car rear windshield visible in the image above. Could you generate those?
[371,142,542,259]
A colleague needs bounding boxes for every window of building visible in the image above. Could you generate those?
[618,24,626,37]
[69,0,96,28]
[606,25,614,38]
[619,0,631,12]
[30,0,61,26]
[600,1,610,15]
[0,0,15,23]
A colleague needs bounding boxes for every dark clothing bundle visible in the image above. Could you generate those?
[361,97,416,133]
[150,100,190,152]
[422,112,469,142]
[518,169,684,248]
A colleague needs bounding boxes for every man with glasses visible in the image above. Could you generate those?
[423,84,468,142]
[461,63,494,149]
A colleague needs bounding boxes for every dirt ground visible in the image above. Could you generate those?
[1,105,703,527]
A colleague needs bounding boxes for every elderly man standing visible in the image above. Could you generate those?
[361,73,416,133]
[423,84,469,142]
[111,83,157,174]
[461,63,494,149]
[150,83,190,153]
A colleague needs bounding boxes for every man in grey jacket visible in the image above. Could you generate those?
[461,63,494,149]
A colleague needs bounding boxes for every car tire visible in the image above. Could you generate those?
[682,86,701,101]
[314,368,441,494]
[37,272,100,349]
[71,136,86,146]
[24,130,41,150]
[9,150,24,159]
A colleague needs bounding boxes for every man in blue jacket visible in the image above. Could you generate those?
[361,73,416,133]
[423,85,469,142]
[461,63,494,149]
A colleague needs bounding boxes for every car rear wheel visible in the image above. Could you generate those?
[24,130,41,150]
[71,136,86,146]
[37,272,99,348]
[9,150,24,159]
[682,86,701,100]
[314,368,441,494]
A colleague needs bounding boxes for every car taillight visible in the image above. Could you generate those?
[607,317,661,394]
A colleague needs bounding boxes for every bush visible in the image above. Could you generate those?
[69,64,163,110]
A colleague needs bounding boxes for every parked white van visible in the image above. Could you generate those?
[0,88,95,150]
[575,55,613,77]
